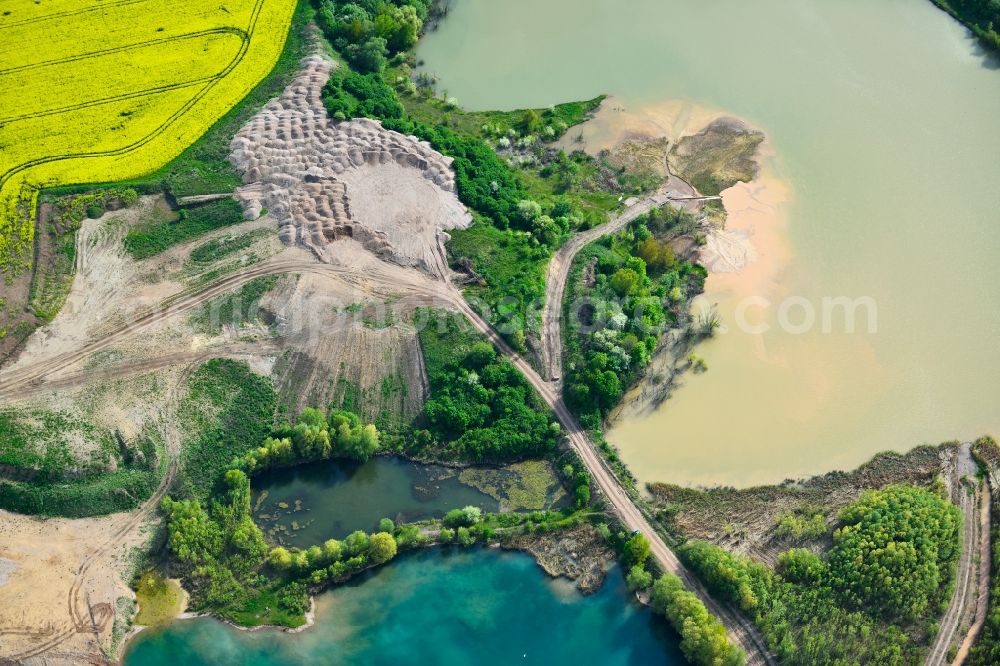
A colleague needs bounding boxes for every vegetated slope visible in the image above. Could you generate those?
[0,374,170,517]
[0,0,298,275]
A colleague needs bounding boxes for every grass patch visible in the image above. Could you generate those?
[389,70,603,143]
[458,460,566,511]
[189,228,271,264]
[0,407,113,476]
[189,274,278,335]
[135,570,185,626]
[124,199,246,260]
[177,359,277,500]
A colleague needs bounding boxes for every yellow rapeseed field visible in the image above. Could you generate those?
[0,0,298,274]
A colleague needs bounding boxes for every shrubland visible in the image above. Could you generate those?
[0,406,163,517]
[124,199,246,260]
[176,359,278,500]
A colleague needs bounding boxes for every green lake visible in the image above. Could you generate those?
[124,549,684,665]
[419,0,1000,486]
[252,457,501,546]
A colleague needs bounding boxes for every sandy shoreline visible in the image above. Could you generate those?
[560,95,792,303]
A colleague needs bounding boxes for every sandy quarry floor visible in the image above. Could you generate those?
[0,509,154,663]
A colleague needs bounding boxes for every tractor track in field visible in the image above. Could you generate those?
[0,29,251,125]
[0,0,149,30]
[0,27,246,76]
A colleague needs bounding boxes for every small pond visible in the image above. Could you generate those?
[252,457,567,546]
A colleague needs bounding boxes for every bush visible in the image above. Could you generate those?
[623,533,651,568]
[443,505,482,527]
[368,532,397,564]
[626,564,653,591]
[774,511,828,540]
[456,527,475,546]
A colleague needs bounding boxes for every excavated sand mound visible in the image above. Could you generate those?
[230,56,471,277]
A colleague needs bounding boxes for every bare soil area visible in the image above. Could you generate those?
[0,508,153,663]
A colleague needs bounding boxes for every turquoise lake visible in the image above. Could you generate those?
[124,549,684,665]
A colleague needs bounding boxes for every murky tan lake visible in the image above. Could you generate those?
[419,0,1000,486]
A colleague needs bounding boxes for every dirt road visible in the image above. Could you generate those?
[450,295,776,665]
[0,258,452,397]
[926,443,990,666]
[540,194,665,381]
[539,187,717,382]
[0,362,190,663]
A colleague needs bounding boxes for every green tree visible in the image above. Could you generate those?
[267,546,293,569]
[827,484,961,620]
[345,36,388,72]
[623,533,651,567]
[444,505,482,527]
[323,539,343,562]
[651,575,745,666]
[344,530,370,557]
[368,531,398,564]
[374,4,421,51]
[610,268,640,296]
